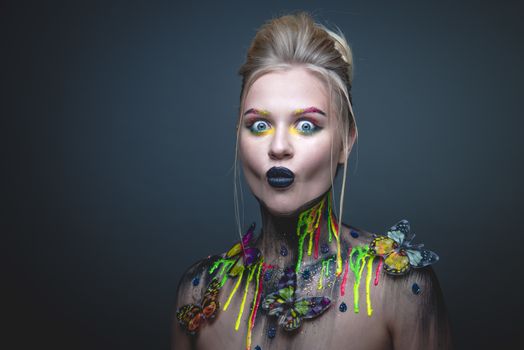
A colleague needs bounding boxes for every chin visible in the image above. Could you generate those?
[253,191,298,216]
[258,190,323,217]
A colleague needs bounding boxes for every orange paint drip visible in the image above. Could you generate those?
[374,257,383,286]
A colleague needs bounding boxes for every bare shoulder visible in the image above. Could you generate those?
[171,254,223,350]
[174,254,222,306]
[343,222,376,243]
[339,222,453,349]
[380,266,453,349]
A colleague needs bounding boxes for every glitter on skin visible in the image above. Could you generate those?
[192,276,200,286]
[267,326,276,338]
[339,302,348,312]
[280,245,288,256]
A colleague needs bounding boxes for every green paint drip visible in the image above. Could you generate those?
[295,195,325,273]
[327,198,333,243]
[322,257,335,277]
[349,246,370,313]
[296,233,307,274]
[209,258,235,287]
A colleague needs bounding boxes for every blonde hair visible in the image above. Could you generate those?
[233,11,358,238]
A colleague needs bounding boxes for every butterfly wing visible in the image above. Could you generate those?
[278,267,297,290]
[278,308,302,331]
[386,219,412,246]
[176,304,203,334]
[242,247,261,266]
[226,242,242,258]
[242,222,256,246]
[228,256,244,277]
[201,279,221,319]
[261,285,294,316]
[405,248,439,268]
[227,222,260,268]
[369,236,397,256]
[383,250,411,275]
[294,296,331,319]
[277,296,331,331]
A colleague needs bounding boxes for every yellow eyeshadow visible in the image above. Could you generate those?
[289,126,301,135]
[252,128,274,136]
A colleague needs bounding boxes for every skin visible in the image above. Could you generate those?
[238,67,349,218]
[172,66,452,350]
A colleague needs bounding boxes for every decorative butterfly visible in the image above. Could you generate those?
[369,219,439,275]
[226,222,261,276]
[176,278,221,334]
[261,267,331,331]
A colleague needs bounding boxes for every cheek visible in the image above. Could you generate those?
[300,139,338,179]
[239,135,263,172]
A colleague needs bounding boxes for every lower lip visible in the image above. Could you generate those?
[267,177,294,188]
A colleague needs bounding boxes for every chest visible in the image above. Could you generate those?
[190,276,392,350]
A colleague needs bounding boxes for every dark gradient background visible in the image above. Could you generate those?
[2,0,523,349]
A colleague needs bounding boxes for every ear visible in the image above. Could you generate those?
[338,127,356,164]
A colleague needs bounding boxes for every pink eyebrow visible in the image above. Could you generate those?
[243,106,326,117]
[293,107,326,116]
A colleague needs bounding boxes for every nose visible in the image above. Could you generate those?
[268,125,293,160]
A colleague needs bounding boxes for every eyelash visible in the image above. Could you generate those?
[246,118,322,135]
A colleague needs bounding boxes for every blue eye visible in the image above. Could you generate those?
[249,120,272,135]
[296,120,320,134]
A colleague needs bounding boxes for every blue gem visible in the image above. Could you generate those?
[350,230,359,238]
[339,302,347,312]
[264,270,272,281]
[255,346,262,350]
[280,245,288,256]
[192,276,200,286]
[267,326,276,338]
[302,269,311,280]
[412,283,421,295]
[321,243,329,254]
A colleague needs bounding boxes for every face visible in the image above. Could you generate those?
[239,66,352,216]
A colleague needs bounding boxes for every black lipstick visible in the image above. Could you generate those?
[266,166,295,188]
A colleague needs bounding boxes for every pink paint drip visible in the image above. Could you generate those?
[374,258,383,286]
[331,211,339,237]
[249,263,272,338]
[340,246,352,296]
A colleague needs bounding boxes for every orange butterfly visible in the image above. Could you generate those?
[176,278,221,334]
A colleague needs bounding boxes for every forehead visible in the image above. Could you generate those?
[244,67,328,112]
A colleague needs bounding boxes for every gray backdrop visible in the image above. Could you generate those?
[3,0,523,349]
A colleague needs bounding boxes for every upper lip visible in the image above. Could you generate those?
[266,166,295,178]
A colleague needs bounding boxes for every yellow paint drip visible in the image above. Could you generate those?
[366,256,374,316]
[234,265,257,331]
[223,267,244,311]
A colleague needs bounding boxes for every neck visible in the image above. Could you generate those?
[255,188,341,271]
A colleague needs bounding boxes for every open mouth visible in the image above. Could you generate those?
[266,166,295,188]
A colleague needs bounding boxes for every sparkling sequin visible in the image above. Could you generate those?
[192,276,200,286]
[350,230,359,238]
[412,283,421,295]
[267,326,276,339]
[302,269,311,280]
[280,245,288,257]
[264,270,272,281]
[339,302,347,312]
[320,243,329,254]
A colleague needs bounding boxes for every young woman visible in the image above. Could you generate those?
[172,11,452,350]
